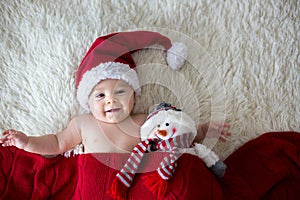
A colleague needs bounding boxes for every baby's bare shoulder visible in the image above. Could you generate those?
[69,113,95,127]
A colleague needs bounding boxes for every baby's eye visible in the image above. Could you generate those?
[96,93,105,98]
[115,90,125,95]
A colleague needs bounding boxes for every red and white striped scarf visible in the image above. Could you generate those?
[115,132,194,189]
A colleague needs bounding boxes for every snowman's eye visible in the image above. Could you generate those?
[157,124,160,128]
[166,123,169,126]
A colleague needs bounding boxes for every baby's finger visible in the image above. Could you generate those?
[221,131,232,136]
[220,131,232,142]
[0,134,8,143]
[2,129,14,136]
[2,130,8,136]
[219,135,227,142]
[1,138,10,146]
[212,122,230,131]
[223,123,230,128]
[2,141,11,147]
[210,123,224,131]
[220,123,230,131]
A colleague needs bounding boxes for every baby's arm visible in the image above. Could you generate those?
[195,122,231,142]
[0,117,82,155]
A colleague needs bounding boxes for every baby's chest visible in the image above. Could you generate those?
[81,126,139,153]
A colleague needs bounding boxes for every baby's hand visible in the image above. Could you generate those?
[0,129,29,149]
[200,122,232,142]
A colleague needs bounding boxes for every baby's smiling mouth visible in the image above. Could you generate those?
[105,108,121,113]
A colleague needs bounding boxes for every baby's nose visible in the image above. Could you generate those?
[106,95,117,104]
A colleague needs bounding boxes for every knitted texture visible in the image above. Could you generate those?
[1,132,300,199]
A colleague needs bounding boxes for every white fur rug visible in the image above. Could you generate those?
[1,0,299,159]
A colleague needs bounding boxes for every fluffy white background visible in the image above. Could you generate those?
[1,0,299,159]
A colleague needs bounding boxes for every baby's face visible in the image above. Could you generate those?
[88,79,135,123]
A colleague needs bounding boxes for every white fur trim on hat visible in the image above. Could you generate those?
[76,62,141,111]
[166,42,187,70]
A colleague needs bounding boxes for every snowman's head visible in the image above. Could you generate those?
[141,106,197,141]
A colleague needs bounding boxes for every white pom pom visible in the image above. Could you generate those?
[166,42,187,70]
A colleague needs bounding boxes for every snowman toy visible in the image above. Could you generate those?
[141,102,226,178]
[111,102,226,199]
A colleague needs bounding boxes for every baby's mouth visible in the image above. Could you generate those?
[105,108,121,113]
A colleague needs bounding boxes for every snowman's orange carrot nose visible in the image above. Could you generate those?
[157,130,167,137]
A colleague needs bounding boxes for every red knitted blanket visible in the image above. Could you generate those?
[221,131,300,200]
[1,132,300,199]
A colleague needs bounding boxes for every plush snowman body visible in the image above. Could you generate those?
[141,104,226,178]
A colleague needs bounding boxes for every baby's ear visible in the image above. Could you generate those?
[132,90,138,100]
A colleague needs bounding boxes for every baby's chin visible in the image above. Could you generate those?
[104,115,129,124]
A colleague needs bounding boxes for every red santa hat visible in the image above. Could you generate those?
[75,31,187,111]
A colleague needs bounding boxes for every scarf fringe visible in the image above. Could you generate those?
[110,178,128,200]
[143,172,168,197]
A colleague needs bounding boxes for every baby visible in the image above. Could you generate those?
[0,31,230,155]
